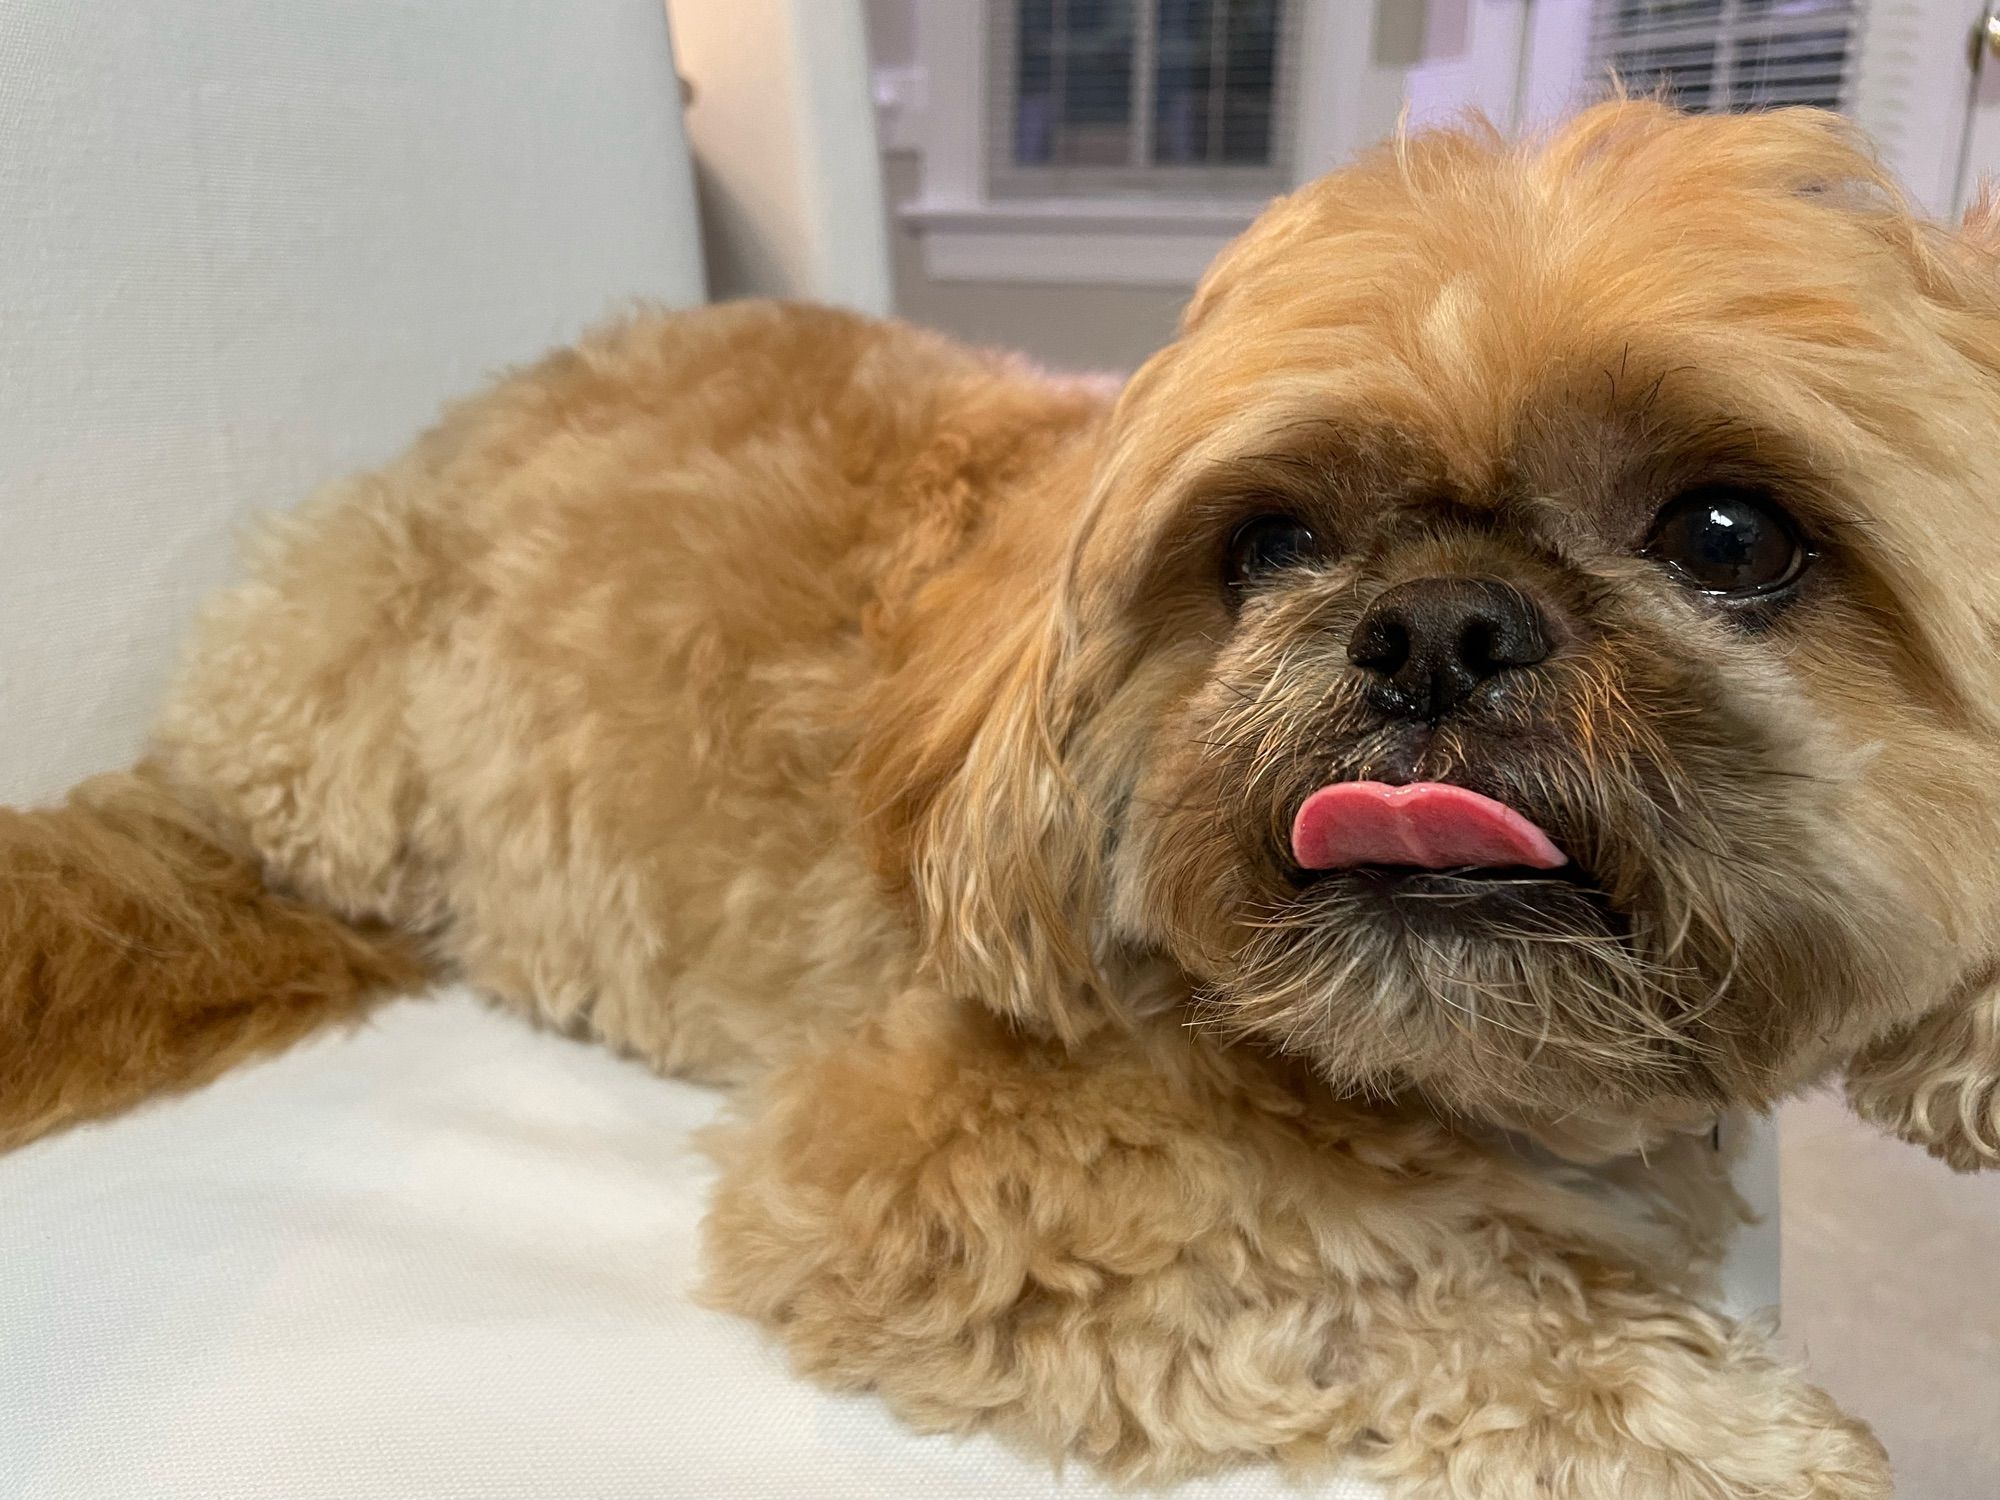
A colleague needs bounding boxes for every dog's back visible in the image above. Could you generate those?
[0,300,1109,1145]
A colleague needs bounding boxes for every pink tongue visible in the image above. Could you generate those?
[1291,781,1567,871]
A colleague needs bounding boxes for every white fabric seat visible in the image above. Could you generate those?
[0,989,1385,1500]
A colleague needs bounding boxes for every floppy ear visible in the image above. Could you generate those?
[851,550,1113,1046]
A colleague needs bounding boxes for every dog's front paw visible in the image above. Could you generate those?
[1849,1065,2000,1172]
[1845,984,2000,1172]
[1776,1412,1894,1500]
[1591,1400,1889,1500]
[1435,1403,1890,1500]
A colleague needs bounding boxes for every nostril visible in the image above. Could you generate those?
[1458,617,1499,673]
[1471,590,1551,671]
[1347,613,1410,675]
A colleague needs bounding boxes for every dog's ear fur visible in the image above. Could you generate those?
[1957,188,2000,254]
[848,384,1119,1046]
[853,584,1110,1044]
[1848,189,2000,1164]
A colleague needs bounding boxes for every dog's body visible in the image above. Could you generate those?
[154,299,1075,1087]
[6,103,2000,1496]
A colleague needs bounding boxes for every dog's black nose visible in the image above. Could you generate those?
[1347,577,1551,721]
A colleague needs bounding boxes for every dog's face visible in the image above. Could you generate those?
[876,104,2000,1131]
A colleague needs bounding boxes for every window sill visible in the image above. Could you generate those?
[899,197,1266,287]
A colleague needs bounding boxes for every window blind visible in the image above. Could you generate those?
[1590,0,1866,114]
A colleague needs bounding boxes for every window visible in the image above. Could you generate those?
[1589,0,1866,114]
[891,1,1536,286]
[989,0,1295,198]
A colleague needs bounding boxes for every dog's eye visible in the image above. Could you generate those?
[1225,515,1318,591]
[1645,488,1808,598]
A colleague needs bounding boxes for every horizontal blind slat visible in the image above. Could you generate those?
[1590,0,1863,114]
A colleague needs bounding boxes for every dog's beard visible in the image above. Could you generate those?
[1113,594,1919,1125]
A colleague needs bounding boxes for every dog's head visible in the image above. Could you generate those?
[865,103,2000,1134]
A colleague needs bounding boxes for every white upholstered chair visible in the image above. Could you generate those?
[0,6,1770,1496]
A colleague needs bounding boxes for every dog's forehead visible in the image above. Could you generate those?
[1141,108,1927,493]
[1143,334,1808,541]
[1185,100,1908,340]
[1170,248,1870,482]
[1119,200,1913,535]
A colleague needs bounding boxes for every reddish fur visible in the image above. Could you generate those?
[0,770,423,1149]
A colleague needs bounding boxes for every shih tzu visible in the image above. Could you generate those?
[9,101,2000,1498]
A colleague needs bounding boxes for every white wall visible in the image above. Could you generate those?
[883,154,1189,371]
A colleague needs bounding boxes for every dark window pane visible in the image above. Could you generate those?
[1609,39,1720,112]
[1010,0,1285,181]
[1731,28,1852,111]
[1605,0,1724,25]
[1015,0,1056,164]
[1738,0,1853,16]
[1220,0,1279,164]
[1057,0,1135,165]
[1013,0,1135,168]
[1153,0,1213,165]
[1593,0,1859,118]
[1153,0,1279,167]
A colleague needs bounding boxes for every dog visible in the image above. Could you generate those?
[6,100,1998,1497]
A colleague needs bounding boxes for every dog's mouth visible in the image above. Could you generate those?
[1283,778,1620,929]
[1317,857,1607,903]
[1295,861,1625,946]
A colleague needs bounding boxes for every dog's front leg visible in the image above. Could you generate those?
[1847,969,2000,1170]
[703,998,1887,1498]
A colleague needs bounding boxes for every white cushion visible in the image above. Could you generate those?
[0,988,1389,1499]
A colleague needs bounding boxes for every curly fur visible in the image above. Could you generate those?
[14,101,2000,1495]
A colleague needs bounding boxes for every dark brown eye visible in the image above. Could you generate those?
[1645,488,1808,598]
[1225,514,1318,591]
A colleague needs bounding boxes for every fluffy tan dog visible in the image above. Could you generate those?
[5,101,1997,1496]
